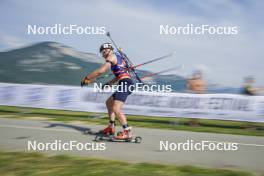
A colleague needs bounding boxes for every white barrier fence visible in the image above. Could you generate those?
[0,83,264,122]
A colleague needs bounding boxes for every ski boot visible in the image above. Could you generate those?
[98,125,115,136]
[114,126,132,141]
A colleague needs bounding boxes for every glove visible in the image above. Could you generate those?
[81,77,92,87]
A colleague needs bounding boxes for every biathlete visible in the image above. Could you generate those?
[81,43,134,140]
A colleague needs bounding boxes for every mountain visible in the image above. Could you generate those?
[0,42,105,85]
[0,42,186,91]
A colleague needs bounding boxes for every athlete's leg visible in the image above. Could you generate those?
[106,96,115,121]
[99,96,116,135]
[112,100,132,139]
[111,78,133,139]
[112,100,127,125]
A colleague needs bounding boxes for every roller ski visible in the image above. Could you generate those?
[95,126,142,144]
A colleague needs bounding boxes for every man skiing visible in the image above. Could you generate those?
[81,43,133,140]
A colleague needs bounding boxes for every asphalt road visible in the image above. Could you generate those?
[0,117,263,174]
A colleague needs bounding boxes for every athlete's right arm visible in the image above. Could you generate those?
[81,55,117,86]
[81,62,111,86]
[87,62,111,79]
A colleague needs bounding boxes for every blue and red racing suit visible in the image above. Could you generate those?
[110,52,131,79]
[108,52,134,102]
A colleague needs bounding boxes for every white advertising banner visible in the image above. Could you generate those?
[0,83,264,122]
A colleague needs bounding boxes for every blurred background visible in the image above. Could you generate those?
[0,1,264,176]
[0,0,263,95]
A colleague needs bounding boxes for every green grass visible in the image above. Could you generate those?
[0,105,264,136]
[0,151,254,176]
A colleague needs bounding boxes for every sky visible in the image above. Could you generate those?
[0,0,263,87]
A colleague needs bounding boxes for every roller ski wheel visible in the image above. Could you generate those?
[134,136,142,143]
[94,135,103,142]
